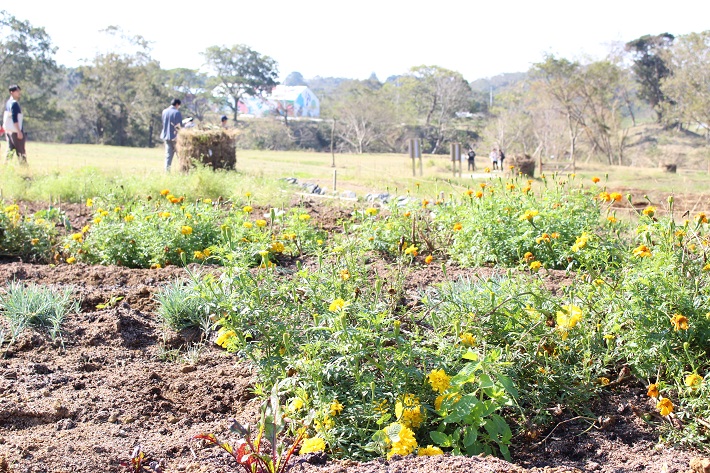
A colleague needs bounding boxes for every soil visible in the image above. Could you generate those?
[0,200,707,473]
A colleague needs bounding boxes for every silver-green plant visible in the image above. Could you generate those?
[155,279,208,332]
[0,281,79,345]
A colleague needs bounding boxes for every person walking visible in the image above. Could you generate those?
[160,98,183,172]
[3,84,27,164]
[467,148,476,171]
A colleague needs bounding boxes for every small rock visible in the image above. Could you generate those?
[117,429,128,438]
[121,415,135,424]
[107,413,119,423]
[181,365,196,374]
[0,436,5,444]
[585,460,601,471]
[55,418,75,431]
[148,372,162,381]
[690,457,710,473]
[217,369,226,376]
[167,415,180,424]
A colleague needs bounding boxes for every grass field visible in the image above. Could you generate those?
[1,141,710,205]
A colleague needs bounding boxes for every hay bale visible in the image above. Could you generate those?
[176,128,238,172]
[660,163,677,173]
[509,154,536,177]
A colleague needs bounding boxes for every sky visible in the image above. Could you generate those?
[7,0,710,82]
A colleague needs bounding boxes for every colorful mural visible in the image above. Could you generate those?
[237,85,320,118]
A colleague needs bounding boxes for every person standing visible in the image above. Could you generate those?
[467,148,476,171]
[3,85,27,164]
[220,115,229,129]
[489,148,499,171]
[160,98,183,172]
[499,148,506,170]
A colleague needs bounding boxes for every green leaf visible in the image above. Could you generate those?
[463,426,478,447]
[444,394,481,423]
[429,431,452,447]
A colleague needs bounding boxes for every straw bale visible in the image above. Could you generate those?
[176,128,238,172]
[509,154,536,177]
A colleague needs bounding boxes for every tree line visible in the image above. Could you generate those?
[1,10,708,162]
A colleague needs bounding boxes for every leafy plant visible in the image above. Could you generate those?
[155,279,207,331]
[0,281,79,345]
[119,446,163,472]
[193,383,305,473]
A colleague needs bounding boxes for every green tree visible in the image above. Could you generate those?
[0,10,63,139]
[164,68,213,122]
[660,31,710,138]
[203,44,279,122]
[625,33,674,123]
[399,66,472,153]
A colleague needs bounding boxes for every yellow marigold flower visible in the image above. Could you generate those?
[656,398,673,416]
[299,214,311,221]
[245,192,252,197]
[122,215,134,223]
[329,298,346,312]
[290,397,305,411]
[66,256,77,264]
[404,245,418,257]
[465,189,474,196]
[242,205,253,213]
[215,328,237,348]
[86,198,93,207]
[30,238,39,245]
[399,403,424,429]
[427,368,451,394]
[422,199,429,207]
[330,400,344,417]
[607,216,618,223]
[530,261,542,271]
[556,305,582,338]
[598,191,611,202]
[160,212,172,218]
[365,207,378,216]
[194,250,205,260]
[484,167,491,173]
[610,192,622,201]
[506,183,516,190]
[271,241,285,253]
[453,222,463,231]
[160,189,170,196]
[523,251,535,262]
[696,212,708,224]
[632,244,652,258]
[181,225,193,235]
[685,373,703,388]
[418,445,444,456]
[642,206,655,217]
[339,269,350,280]
[599,377,610,386]
[256,219,267,227]
[519,209,539,221]
[647,384,659,398]
[166,194,175,201]
[150,263,162,269]
[93,217,102,224]
[300,437,325,454]
[243,221,253,229]
[551,232,560,239]
[386,423,418,459]
[460,332,476,347]
[670,313,689,331]
[535,233,551,244]
[424,255,433,264]
[404,211,411,217]
[100,210,109,217]
[475,190,484,198]
[591,177,600,183]
[71,232,83,241]
[571,233,589,252]
[522,186,531,194]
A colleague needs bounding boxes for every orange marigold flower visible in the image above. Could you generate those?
[670,313,689,331]
[591,177,600,183]
[656,398,673,416]
[453,222,463,231]
[424,255,433,264]
[647,383,659,398]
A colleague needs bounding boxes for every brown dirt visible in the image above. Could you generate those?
[0,201,705,473]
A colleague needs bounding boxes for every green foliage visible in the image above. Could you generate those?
[0,203,59,262]
[0,281,79,344]
[154,279,207,331]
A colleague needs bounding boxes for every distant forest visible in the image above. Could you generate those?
[1,10,709,164]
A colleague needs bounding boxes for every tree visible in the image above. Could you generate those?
[203,44,279,122]
[283,71,307,86]
[399,66,472,153]
[0,10,63,138]
[164,68,213,121]
[625,33,674,122]
[531,55,586,165]
[660,31,710,138]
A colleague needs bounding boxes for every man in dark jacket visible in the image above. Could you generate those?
[160,98,182,171]
[3,85,26,164]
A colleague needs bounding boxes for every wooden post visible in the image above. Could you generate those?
[450,143,462,177]
[409,139,421,177]
[330,118,336,167]
[333,169,337,192]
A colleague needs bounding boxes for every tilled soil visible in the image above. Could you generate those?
[0,201,706,473]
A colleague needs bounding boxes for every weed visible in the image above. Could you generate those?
[155,279,207,331]
[119,446,163,472]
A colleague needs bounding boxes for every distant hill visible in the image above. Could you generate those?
[470,72,527,93]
